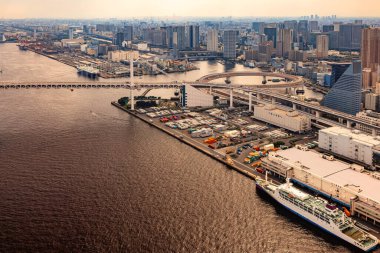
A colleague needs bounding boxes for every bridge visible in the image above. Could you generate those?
[3,75,380,134]
[0,81,184,89]
[0,81,298,90]
[197,71,304,88]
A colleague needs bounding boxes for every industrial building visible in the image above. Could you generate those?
[180,84,214,108]
[253,104,311,133]
[261,148,380,225]
[356,111,380,136]
[318,126,380,170]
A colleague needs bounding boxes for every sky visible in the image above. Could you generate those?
[1,0,380,19]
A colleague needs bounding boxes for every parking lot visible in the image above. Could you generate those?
[135,105,318,174]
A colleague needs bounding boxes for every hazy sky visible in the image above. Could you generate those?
[1,0,380,19]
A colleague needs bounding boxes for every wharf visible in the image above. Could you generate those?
[111,101,260,181]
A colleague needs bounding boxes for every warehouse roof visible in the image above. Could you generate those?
[320,126,380,147]
[273,148,380,204]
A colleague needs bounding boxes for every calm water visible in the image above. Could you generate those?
[0,43,349,252]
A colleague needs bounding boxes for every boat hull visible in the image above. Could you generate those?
[255,182,378,252]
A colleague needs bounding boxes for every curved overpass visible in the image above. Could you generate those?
[197,71,304,88]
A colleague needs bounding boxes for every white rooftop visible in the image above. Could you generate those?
[273,148,380,204]
[320,126,380,147]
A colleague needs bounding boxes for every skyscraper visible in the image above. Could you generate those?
[165,26,174,48]
[252,22,265,33]
[264,27,277,48]
[207,29,218,52]
[124,25,133,41]
[309,21,319,32]
[361,28,380,88]
[297,20,309,47]
[338,24,362,51]
[223,30,237,59]
[189,25,200,49]
[114,32,125,47]
[322,61,362,115]
[316,35,329,59]
[276,29,293,57]
[284,20,298,42]
[68,28,74,39]
[173,26,186,51]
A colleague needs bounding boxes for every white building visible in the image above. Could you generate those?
[207,29,218,52]
[107,50,139,62]
[261,148,380,224]
[356,111,380,136]
[253,104,311,133]
[61,38,85,48]
[180,84,213,108]
[318,126,380,169]
[191,128,213,138]
[137,42,148,51]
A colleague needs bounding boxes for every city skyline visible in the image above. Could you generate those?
[1,0,380,19]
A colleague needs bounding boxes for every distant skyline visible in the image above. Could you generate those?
[1,0,380,19]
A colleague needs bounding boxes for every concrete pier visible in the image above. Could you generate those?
[111,102,258,181]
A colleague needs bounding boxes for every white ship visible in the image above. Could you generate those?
[256,177,378,252]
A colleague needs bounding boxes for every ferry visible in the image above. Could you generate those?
[256,177,378,252]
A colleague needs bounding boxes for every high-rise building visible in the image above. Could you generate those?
[361,28,380,88]
[276,29,293,57]
[258,41,273,62]
[309,21,319,32]
[338,23,362,51]
[173,26,186,51]
[316,35,329,59]
[297,20,309,47]
[284,20,298,42]
[165,26,174,48]
[252,22,265,33]
[83,25,90,34]
[68,28,74,39]
[143,29,167,46]
[322,61,362,115]
[322,25,334,33]
[223,30,237,59]
[328,31,340,50]
[124,25,133,41]
[207,29,218,52]
[189,25,200,49]
[114,32,125,47]
[264,27,277,48]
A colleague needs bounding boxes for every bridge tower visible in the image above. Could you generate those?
[229,85,234,109]
[262,75,267,84]
[248,91,252,111]
[130,57,135,111]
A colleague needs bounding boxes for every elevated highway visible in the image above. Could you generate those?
[197,71,304,88]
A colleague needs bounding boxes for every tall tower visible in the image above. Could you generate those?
[223,30,237,59]
[316,35,329,59]
[276,29,293,57]
[68,28,74,39]
[361,28,380,88]
[207,29,218,52]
